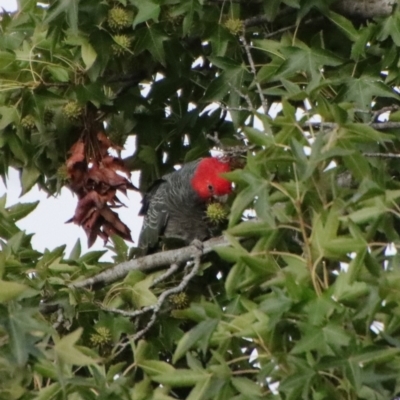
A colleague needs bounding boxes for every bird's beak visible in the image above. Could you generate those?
[213,194,229,203]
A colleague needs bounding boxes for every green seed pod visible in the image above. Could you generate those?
[169,292,189,309]
[111,34,131,56]
[107,7,132,31]
[224,18,244,35]
[206,202,228,224]
[62,102,83,121]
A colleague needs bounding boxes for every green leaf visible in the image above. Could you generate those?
[214,246,248,263]
[7,133,28,165]
[0,106,18,129]
[291,327,324,354]
[153,370,209,387]
[227,220,273,237]
[377,12,400,46]
[323,237,366,256]
[54,328,96,366]
[173,319,219,363]
[327,11,359,41]
[0,217,19,239]
[275,46,342,82]
[0,280,28,302]
[186,376,212,400]
[132,0,160,27]
[21,164,40,195]
[240,255,279,276]
[340,206,385,224]
[81,40,97,70]
[47,66,69,82]
[134,25,168,65]
[243,127,274,147]
[131,276,157,308]
[350,348,400,365]
[6,201,39,221]
[139,360,176,376]
[33,383,61,400]
[44,0,79,33]
[229,179,268,226]
[69,239,81,260]
[231,377,262,397]
[343,78,399,110]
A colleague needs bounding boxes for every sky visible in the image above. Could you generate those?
[0,0,16,12]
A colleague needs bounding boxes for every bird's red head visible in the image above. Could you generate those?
[191,157,232,200]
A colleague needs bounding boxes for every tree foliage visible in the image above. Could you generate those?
[2,0,400,398]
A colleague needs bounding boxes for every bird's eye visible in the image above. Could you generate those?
[208,184,214,193]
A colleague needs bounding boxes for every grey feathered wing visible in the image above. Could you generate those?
[138,179,169,251]
[138,160,203,253]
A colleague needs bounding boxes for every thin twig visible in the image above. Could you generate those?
[243,15,269,28]
[229,84,255,111]
[69,236,229,289]
[132,253,202,341]
[206,131,224,147]
[240,34,268,114]
[262,17,323,39]
[150,263,180,287]
[371,105,400,122]
[304,121,400,131]
[364,152,400,158]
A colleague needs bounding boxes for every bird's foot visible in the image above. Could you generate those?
[190,239,204,254]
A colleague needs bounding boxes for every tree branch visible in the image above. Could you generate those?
[304,121,400,130]
[132,254,201,341]
[69,236,229,289]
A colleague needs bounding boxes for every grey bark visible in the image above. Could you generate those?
[334,0,395,18]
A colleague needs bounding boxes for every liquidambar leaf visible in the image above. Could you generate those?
[0,280,28,302]
[152,369,209,387]
[173,319,218,363]
[54,328,96,366]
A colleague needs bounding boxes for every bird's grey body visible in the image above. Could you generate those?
[138,160,211,252]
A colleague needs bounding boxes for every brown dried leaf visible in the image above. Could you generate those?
[66,140,86,169]
[97,131,123,154]
[87,164,135,190]
[72,191,104,224]
[100,208,132,240]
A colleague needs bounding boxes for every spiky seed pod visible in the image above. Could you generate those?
[206,202,229,224]
[169,292,189,309]
[90,327,112,346]
[62,102,83,121]
[111,34,131,56]
[224,18,244,35]
[21,115,36,130]
[107,7,132,31]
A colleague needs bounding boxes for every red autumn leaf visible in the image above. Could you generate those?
[97,131,123,154]
[102,155,131,177]
[87,164,135,190]
[64,135,135,247]
[99,207,132,239]
[103,221,132,242]
[72,191,105,224]
[66,140,85,169]
[82,212,103,248]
